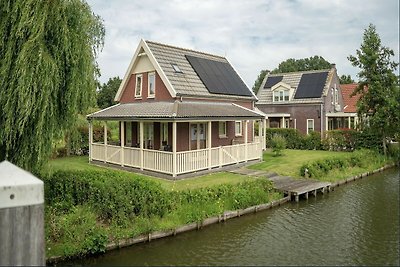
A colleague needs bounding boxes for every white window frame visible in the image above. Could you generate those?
[135,74,143,98]
[219,121,227,138]
[148,72,155,98]
[273,89,290,102]
[307,119,314,134]
[235,121,242,136]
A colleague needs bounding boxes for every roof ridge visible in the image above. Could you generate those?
[267,68,331,77]
[145,40,226,60]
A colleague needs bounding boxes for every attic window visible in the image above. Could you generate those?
[171,63,183,73]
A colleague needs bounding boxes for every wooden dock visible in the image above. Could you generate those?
[229,168,331,202]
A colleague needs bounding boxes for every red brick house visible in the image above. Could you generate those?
[255,66,357,135]
[88,40,265,178]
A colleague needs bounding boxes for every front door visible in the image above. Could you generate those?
[190,123,207,150]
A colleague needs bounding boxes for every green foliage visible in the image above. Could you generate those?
[323,129,382,152]
[271,56,331,74]
[265,129,321,150]
[299,149,384,178]
[97,77,122,109]
[339,74,355,84]
[0,0,105,173]
[270,134,286,156]
[252,69,269,94]
[348,24,400,155]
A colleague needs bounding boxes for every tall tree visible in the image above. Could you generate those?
[339,74,355,84]
[252,70,268,94]
[0,0,105,173]
[97,77,122,109]
[348,24,399,155]
[271,56,331,74]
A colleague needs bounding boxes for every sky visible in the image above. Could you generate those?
[86,0,399,88]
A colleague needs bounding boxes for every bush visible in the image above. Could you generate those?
[323,129,382,152]
[270,134,286,156]
[266,128,321,150]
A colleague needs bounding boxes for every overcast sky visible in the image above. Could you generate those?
[86,0,399,88]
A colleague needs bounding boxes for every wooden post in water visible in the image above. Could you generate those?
[0,161,45,266]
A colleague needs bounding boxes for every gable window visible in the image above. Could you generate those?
[235,121,242,136]
[273,89,290,102]
[135,74,143,98]
[307,119,314,134]
[148,72,155,98]
[171,63,183,73]
[219,121,227,138]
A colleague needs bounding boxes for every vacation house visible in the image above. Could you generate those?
[255,65,357,135]
[87,40,265,178]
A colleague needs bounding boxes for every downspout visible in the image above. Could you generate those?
[320,103,324,138]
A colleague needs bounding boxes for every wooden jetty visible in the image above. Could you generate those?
[229,168,331,202]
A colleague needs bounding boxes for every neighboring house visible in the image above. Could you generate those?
[88,40,265,178]
[339,83,362,129]
[256,65,356,135]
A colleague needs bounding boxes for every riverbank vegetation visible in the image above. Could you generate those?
[42,163,281,259]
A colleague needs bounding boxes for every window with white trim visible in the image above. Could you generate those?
[273,89,290,102]
[235,121,242,136]
[307,119,314,134]
[148,72,155,98]
[135,74,142,97]
[219,121,227,138]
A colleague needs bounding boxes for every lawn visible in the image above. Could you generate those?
[249,149,349,177]
[46,156,255,191]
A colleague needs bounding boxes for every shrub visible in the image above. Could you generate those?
[270,134,286,156]
[265,129,302,149]
[323,129,382,152]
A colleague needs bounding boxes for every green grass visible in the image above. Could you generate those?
[46,156,255,191]
[249,149,349,177]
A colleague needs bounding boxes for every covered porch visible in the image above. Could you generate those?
[326,112,358,130]
[87,101,266,178]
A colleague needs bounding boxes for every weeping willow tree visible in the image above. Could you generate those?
[0,0,105,173]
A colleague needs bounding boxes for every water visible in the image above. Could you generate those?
[67,168,400,266]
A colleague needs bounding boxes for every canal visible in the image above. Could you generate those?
[67,168,399,266]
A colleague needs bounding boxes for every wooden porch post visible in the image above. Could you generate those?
[244,120,248,162]
[140,121,144,170]
[348,116,351,128]
[172,121,177,178]
[262,118,267,150]
[121,121,125,166]
[207,121,212,170]
[88,120,93,162]
[104,122,107,163]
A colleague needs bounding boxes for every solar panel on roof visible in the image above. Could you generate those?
[294,72,328,99]
[185,55,253,97]
[264,76,283,88]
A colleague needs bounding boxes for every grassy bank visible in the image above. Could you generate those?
[250,149,393,182]
[42,162,281,259]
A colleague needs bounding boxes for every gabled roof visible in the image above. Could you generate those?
[341,83,362,113]
[88,101,264,120]
[257,68,334,104]
[115,39,256,101]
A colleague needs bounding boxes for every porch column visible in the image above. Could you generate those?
[172,121,177,178]
[348,116,351,128]
[207,121,212,170]
[325,116,329,131]
[139,121,144,170]
[88,120,93,162]
[104,122,107,163]
[262,118,267,150]
[281,117,285,128]
[121,121,125,166]
[294,118,297,129]
[244,120,248,162]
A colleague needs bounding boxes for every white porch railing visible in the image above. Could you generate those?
[90,142,262,176]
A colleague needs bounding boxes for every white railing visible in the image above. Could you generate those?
[143,149,173,174]
[90,142,262,176]
[123,147,140,168]
[176,148,208,174]
[91,143,105,161]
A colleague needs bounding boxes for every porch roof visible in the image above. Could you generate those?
[88,101,264,121]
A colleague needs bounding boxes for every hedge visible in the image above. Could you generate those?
[323,129,382,151]
[265,129,321,150]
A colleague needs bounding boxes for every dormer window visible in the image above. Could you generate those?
[135,74,143,98]
[171,63,183,73]
[273,90,289,102]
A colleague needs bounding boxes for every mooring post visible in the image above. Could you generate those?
[305,192,309,200]
[0,161,45,266]
[295,195,299,202]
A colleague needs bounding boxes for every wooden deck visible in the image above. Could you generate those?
[229,168,331,202]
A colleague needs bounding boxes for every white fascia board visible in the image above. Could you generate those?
[86,103,121,119]
[142,40,177,98]
[271,81,291,91]
[114,40,145,102]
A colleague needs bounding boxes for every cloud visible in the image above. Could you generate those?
[87,0,399,87]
